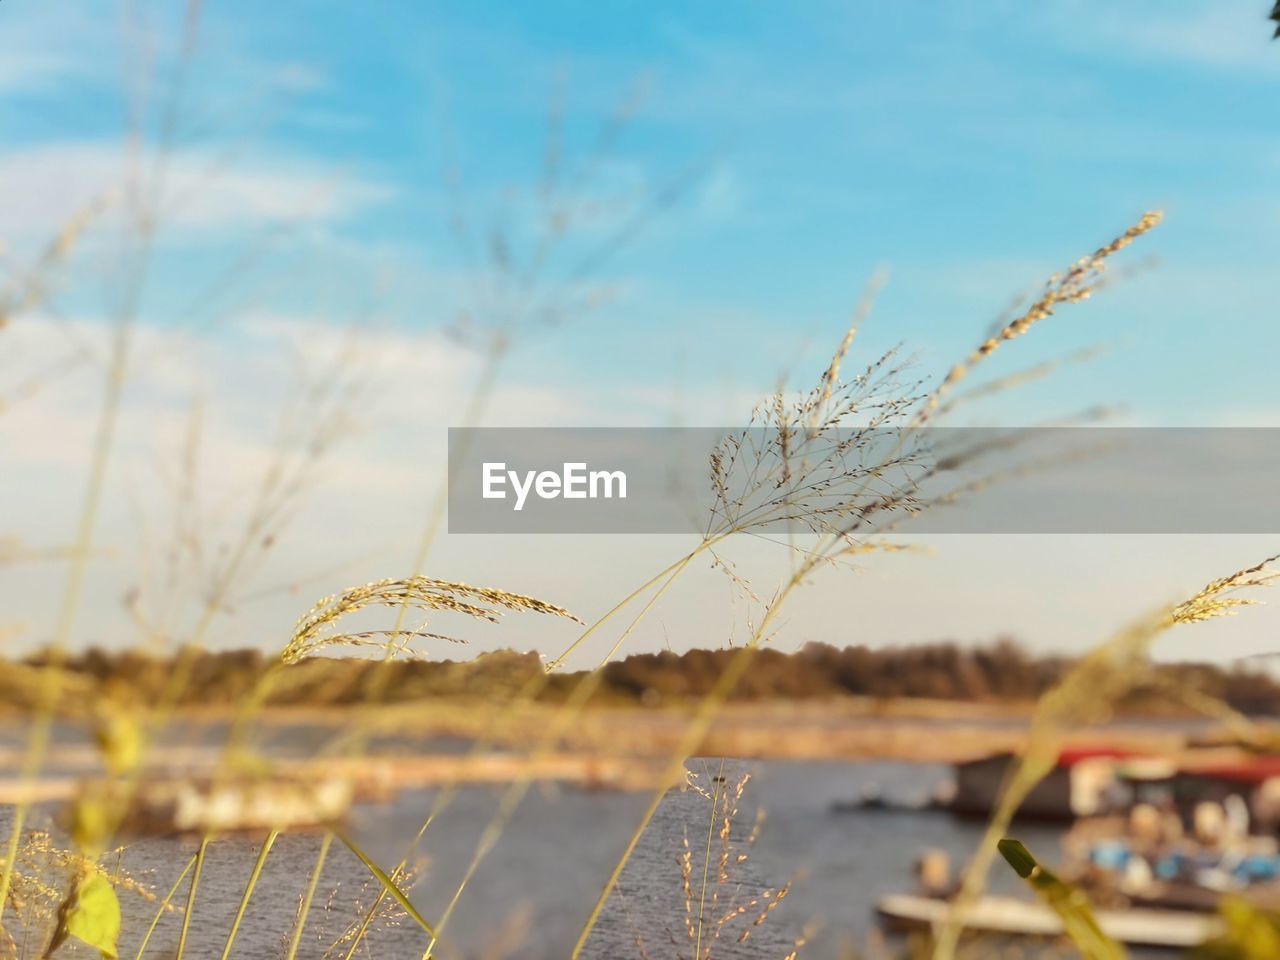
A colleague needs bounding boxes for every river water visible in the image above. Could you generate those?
[1,749,1141,959]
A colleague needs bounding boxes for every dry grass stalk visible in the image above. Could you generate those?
[442,218,1144,959]
[0,192,112,331]
[703,222,1160,558]
[917,211,1161,424]
[571,213,1164,957]
[317,862,418,958]
[813,267,888,427]
[679,832,696,943]
[297,97,697,959]
[699,770,794,957]
[282,576,582,664]
[1171,553,1280,625]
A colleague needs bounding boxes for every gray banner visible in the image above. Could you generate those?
[447,427,1280,534]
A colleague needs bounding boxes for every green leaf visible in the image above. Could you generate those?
[997,838,1126,960]
[336,832,435,938]
[998,836,1038,878]
[46,868,121,959]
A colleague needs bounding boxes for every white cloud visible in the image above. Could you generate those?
[4,310,1280,666]
[0,310,651,650]
[0,52,82,95]
[0,141,390,244]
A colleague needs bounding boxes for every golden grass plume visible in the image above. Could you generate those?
[282,576,583,664]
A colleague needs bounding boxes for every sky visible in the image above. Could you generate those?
[3,1,1280,667]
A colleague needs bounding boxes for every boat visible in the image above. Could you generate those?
[118,773,354,834]
[876,779,1278,950]
[948,746,1280,825]
[875,892,1223,948]
[1062,800,1280,915]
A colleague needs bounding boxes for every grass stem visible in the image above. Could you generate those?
[175,836,210,960]
[695,758,727,960]
[218,830,277,960]
[284,832,332,960]
[134,853,196,960]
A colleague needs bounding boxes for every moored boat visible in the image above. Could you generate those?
[875,892,1223,948]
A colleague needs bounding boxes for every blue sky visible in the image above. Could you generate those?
[5,2,1280,661]
[5,1,1279,420]
[288,2,1272,422]
[241,1,1276,420]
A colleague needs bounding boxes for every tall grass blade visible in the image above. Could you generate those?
[336,832,436,938]
[218,830,276,960]
[133,855,195,960]
[174,837,209,960]
[283,832,331,960]
[695,758,727,960]
[998,839,1125,960]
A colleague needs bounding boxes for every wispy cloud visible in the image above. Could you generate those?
[0,52,84,96]
[0,142,390,243]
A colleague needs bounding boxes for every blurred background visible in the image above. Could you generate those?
[7,5,1280,960]
[3,1,1280,665]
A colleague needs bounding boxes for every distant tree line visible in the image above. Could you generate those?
[10,639,1280,715]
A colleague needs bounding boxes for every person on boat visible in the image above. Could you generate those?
[915,848,954,899]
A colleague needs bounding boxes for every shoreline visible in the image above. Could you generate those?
[0,697,1241,765]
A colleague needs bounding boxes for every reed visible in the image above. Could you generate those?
[284,211,1163,960]
[565,212,1163,958]
[132,853,195,960]
[1,19,1258,957]
[0,0,205,934]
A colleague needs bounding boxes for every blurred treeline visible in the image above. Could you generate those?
[7,640,1280,715]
